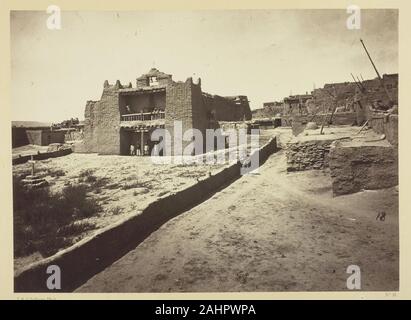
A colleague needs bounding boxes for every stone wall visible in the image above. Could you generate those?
[329,140,398,196]
[286,139,333,171]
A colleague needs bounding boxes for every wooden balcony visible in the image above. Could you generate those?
[121,111,165,122]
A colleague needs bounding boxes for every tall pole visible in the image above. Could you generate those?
[351,73,363,91]
[360,39,392,104]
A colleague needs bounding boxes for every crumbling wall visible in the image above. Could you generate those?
[83,81,122,155]
[191,80,210,151]
[83,100,98,153]
[360,74,398,107]
[136,68,173,88]
[165,78,195,155]
[203,94,252,121]
[329,141,398,196]
[311,82,357,114]
[286,139,333,171]
[291,112,357,129]
[96,83,121,154]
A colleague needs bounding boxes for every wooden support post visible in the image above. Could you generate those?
[28,155,36,176]
[327,105,338,127]
[140,131,144,156]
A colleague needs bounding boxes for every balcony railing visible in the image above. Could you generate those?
[121,111,165,121]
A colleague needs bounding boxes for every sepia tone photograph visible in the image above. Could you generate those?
[10,8,398,293]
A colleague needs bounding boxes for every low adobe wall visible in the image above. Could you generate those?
[12,148,72,165]
[287,112,358,134]
[14,137,277,292]
[368,112,398,147]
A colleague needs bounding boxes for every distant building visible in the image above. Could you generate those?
[283,94,313,115]
[12,126,65,148]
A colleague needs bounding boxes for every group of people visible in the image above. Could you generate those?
[124,105,165,120]
[129,143,149,156]
[150,108,165,120]
[129,143,161,156]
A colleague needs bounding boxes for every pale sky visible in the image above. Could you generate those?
[11,10,398,122]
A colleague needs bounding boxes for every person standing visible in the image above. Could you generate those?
[130,144,135,156]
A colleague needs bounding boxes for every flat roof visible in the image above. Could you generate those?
[119,86,166,95]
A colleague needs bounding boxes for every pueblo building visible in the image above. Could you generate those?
[82,68,252,155]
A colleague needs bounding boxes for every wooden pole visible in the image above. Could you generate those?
[360,39,392,103]
[140,131,144,155]
[355,120,369,135]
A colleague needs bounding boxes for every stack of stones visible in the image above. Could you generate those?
[286,140,332,172]
[21,175,48,189]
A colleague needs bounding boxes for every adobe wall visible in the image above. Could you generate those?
[360,74,398,106]
[25,130,44,145]
[204,95,252,121]
[291,112,357,128]
[136,68,173,88]
[191,80,211,145]
[329,140,398,196]
[12,148,72,165]
[311,82,357,113]
[24,130,64,146]
[96,84,121,154]
[83,100,98,153]
[83,82,122,155]
[368,111,398,147]
[165,79,195,155]
[12,127,30,148]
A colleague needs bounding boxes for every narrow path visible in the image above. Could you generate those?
[78,150,398,292]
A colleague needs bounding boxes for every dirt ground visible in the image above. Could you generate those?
[77,130,399,292]
[13,135,271,269]
[13,153,227,269]
[12,144,49,158]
